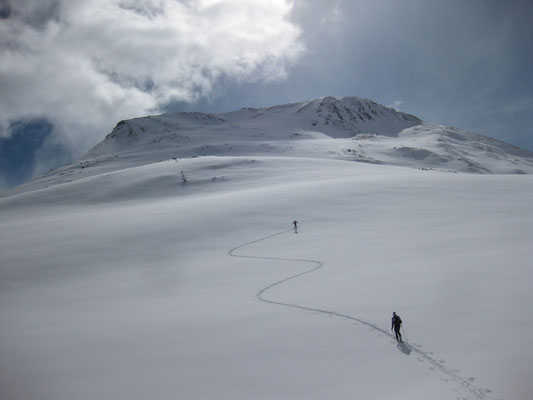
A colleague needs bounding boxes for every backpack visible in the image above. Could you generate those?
[393,315,402,326]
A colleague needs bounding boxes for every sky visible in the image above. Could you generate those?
[1,0,532,187]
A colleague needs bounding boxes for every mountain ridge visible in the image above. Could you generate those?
[89,96,421,155]
[85,95,532,174]
[3,96,533,198]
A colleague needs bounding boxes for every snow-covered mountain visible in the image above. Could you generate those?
[4,96,533,199]
[91,96,421,153]
[86,96,421,160]
[87,95,532,174]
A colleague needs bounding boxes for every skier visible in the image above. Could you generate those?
[293,220,298,232]
[391,311,403,342]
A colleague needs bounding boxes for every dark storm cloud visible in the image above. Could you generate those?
[1,0,61,28]
[0,1,11,19]
[118,1,166,19]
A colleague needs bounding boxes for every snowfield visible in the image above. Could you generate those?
[1,97,533,400]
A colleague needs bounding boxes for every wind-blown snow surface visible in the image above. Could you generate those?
[1,154,532,400]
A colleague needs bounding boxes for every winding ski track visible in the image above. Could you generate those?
[228,228,494,400]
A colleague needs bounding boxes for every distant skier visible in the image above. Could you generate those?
[293,220,298,233]
[391,312,403,342]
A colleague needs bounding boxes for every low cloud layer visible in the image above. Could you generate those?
[0,0,303,151]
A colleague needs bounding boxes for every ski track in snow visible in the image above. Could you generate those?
[228,229,496,400]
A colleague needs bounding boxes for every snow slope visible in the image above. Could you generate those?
[1,97,533,400]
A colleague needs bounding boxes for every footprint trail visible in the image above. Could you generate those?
[228,228,496,400]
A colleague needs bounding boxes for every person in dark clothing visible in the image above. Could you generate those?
[293,220,298,232]
[391,311,403,342]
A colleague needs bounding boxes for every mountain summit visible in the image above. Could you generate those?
[222,96,422,137]
[90,96,421,156]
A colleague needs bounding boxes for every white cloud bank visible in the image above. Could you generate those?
[0,0,303,150]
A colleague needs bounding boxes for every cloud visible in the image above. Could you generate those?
[388,100,403,111]
[0,0,304,152]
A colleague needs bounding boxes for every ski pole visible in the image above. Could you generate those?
[401,326,408,341]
